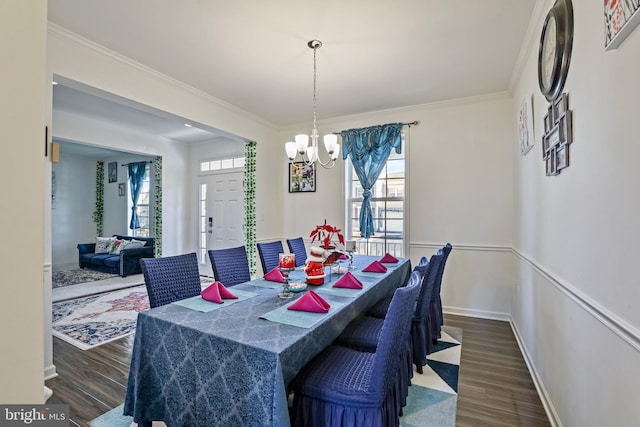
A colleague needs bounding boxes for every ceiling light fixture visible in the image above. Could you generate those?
[184,123,193,127]
[285,40,339,169]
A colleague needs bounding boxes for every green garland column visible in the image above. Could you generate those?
[153,156,163,258]
[92,161,104,236]
[244,141,257,275]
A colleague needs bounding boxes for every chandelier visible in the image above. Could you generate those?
[285,40,339,169]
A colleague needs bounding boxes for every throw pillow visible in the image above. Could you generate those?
[109,239,127,255]
[131,239,147,246]
[95,236,116,253]
[124,241,145,250]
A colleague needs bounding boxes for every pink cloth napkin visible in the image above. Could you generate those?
[333,272,363,289]
[287,290,330,313]
[339,253,349,260]
[264,267,285,283]
[380,253,399,263]
[362,260,388,273]
[201,281,238,304]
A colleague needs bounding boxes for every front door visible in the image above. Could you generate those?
[197,171,244,267]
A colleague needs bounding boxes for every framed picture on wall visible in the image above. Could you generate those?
[289,162,316,193]
[518,94,535,155]
[118,183,126,196]
[605,0,640,50]
[108,161,118,183]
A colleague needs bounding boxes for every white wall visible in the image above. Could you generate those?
[511,0,640,425]
[48,25,284,254]
[281,94,516,319]
[0,0,47,403]
[51,153,96,270]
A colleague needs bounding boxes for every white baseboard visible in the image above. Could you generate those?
[444,305,510,322]
[509,318,562,427]
[44,364,58,381]
[44,386,53,402]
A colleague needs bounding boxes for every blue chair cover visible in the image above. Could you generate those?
[286,237,308,267]
[412,253,443,368]
[430,243,452,341]
[257,240,284,274]
[291,270,421,427]
[367,256,430,319]
[208,246,251,286]
[140,253,201,308]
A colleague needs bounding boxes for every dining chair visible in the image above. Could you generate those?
[256,240,284,274]
[367,255,430,319]
[430,243,452,343]
[140,252,202,308]
[290,270,421,427]
[286,237,307,267]
[208,245,251,286]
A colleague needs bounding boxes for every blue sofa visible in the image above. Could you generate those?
[78,235,155,277]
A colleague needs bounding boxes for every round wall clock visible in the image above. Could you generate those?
[538,0,574,102]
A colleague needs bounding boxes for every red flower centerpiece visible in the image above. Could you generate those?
[310,219,345,250]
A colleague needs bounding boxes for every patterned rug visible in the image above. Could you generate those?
[52,269,117,288]
[52,277,216,350]
[52,285,149,350]
[89,326,461,426]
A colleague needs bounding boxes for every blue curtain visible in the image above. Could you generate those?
[128,162,148,230]
[341,123,403,239]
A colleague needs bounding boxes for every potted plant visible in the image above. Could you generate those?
[310,219,345,250]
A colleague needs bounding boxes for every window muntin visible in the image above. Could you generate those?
[346,143,405,257]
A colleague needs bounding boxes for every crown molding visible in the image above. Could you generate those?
[508,0,554,93]
[48,22,278,131]
[281,91,511,133]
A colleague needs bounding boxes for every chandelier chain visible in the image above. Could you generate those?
[312,44,317,131]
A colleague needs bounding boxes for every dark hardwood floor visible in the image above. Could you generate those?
[46,314,551,426]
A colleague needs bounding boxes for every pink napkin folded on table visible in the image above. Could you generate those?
[338,253,349,260]
[362,260,388,273]
[287,290,330,313]
[380,253,399,263]
[264,267,285,283]
[201,281,238,304]
[333,272,363,289]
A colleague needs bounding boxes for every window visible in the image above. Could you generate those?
[199,183,207,263]
[200,157,245,172]
[128,163,151,237]
[346,147,405,257]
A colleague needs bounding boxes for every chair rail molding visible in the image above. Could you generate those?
[513,248,640,353]
[410,242,512,252]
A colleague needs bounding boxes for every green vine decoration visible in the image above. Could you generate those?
[92,161,104,236]
[244,141,257,275]
[153,156,163,258]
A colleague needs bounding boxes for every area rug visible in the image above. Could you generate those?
[52,285,149,350]
[89,326,462,427]
[53,277,216,350]
[52,269,117,288]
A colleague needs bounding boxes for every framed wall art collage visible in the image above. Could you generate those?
[541,93,572,176]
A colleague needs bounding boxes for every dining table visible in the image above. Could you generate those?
[123,254,411,427]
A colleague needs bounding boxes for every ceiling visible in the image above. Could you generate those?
[48,0,538,130]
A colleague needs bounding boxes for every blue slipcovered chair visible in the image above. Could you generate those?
[208,246,251,286]
[140,253,201,308]
[338,255,443,378]
[367,256,430,319]
[256,240,284,274]
[290,270,421,427]
[430,243,452,343]
[286,237,307,267]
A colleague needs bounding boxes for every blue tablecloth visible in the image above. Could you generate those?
[123,255,411,427]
